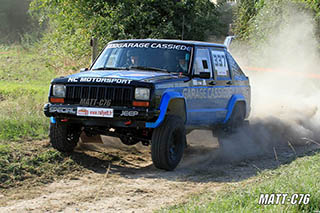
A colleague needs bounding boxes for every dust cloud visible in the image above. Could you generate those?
[182,3,320,167]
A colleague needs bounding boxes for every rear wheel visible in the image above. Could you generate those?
[213,103,246,148]
[49,122,81,152]
[151,115,186,171]
[226,102,246,132]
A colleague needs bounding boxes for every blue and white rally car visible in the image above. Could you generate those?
[44,39,251,170]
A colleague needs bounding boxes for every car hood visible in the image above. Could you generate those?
[67,70,178,82]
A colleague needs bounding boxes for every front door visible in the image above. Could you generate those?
[185,47,219,126]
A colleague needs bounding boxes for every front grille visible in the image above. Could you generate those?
[65,85,133,106]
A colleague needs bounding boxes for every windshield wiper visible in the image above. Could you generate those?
[129,66,169,73]
[92,67,129,71]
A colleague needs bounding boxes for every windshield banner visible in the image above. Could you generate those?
[107,42,192,52]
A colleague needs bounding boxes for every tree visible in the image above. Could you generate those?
[234,0,320,43]
[30,0,227,58]
[0,0,38,43]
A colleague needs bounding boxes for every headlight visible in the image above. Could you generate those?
[135,88,150,100]
[52,84,66,98]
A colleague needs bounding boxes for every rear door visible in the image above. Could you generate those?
[210,48,234,122]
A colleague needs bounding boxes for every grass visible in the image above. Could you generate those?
[0,44,94,190]
[0,83,48,141]
[0,45,52,141]
[0,140,127,191]
[0,45,55,84]
[0,141,82,189]
[163,151,320,213]
[0,45,90,141]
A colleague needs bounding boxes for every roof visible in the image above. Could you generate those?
[108,39,226,49]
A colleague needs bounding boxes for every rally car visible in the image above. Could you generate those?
[44,39,251,171]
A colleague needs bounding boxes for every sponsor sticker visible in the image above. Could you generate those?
[67,77,132,84]
[120,111,139,117]
[49,106,76,114]
[79,98,111,107]
[211,50,229,76]
[77,107,113,118]
[107,42,192,52]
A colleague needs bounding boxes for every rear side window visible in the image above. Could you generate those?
[211,49,230,78]
[193,48,212,78]
[226,52,245,77]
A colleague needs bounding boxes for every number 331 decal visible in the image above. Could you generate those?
[211,50,229,76]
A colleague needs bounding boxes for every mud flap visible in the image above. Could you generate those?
[80,132,103,144]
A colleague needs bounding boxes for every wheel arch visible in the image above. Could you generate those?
[145,91,187,128]
[223,94,247,124]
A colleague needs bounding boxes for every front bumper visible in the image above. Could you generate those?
[44,103,160,127]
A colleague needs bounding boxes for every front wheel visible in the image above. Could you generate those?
[151,115,186,171]
[49,122,81,152]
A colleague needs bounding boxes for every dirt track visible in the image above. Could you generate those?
[0,130,318,213]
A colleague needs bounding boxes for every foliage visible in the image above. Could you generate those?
[216,0,236,37]
[30,0,227,58]
[0,0,42,44]
[233,0,263,40]
[234,0,320,45]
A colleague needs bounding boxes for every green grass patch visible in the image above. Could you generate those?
[0,82,48,98]
[0,118,48,141]
[163,152,320,212]
[0,45,56,84]
[0,141,83,189]
[0,44,79,141]
[0,83,49,141]
[0,45,53,141]
[0,44,93,190]
[0,44,90,141]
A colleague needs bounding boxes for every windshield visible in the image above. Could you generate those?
[92,42,192,73]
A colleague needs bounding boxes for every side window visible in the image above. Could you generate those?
[226,52,245,77]
[193,48,212,77]
[211,49,230,78]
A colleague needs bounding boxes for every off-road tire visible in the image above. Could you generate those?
[213,103,246,148]
[212,103,245,137]
[151,115,186,171]
[226,102,246,133]
[49,122,80,152]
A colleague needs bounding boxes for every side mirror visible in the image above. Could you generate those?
[80,68,89,72]
[199,72,210,79]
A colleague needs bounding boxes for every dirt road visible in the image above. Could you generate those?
[0,129,318,213]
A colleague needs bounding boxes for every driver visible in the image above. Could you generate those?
[126,49,140,67]
[176,55,188,72]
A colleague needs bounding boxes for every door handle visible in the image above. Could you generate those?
[226,81,232,85]
[209,81,216,85]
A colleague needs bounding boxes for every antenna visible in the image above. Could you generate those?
[181,15,185,40]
